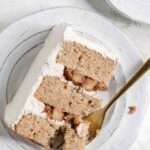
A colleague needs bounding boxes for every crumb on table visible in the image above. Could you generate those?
[128,106,137,114]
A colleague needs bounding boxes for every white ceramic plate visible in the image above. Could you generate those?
[107,0,150,24]
[0,7,149,150]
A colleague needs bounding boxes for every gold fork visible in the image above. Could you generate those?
[84,58,150,139]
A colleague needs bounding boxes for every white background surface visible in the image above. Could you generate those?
[0,0,150,150]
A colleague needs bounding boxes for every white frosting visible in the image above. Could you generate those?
[5,23,115,128]
[4,24,65,128]
[76,123,89,138]
[49,119,65,126]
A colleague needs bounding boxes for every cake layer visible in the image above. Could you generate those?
[34,76,101,116]
[15,114,61,148]
[63,127,86,150]
[57,41,117,88]
[15,114,88,150]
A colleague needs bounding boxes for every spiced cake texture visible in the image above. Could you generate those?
[57,41,117,90]
[15,114,61,148]
[34,76,101,116]
[15,114,89,150]
[63,127,86,150]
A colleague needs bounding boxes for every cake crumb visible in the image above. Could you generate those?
[128,106,136,114]
[74,117,81,126]
[96,129,100,135]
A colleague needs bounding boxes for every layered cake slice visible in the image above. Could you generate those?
[5,24,117,150]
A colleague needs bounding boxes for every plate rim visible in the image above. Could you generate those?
[106,0,150,24]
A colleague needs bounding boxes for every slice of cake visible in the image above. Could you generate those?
[4,24,117,150]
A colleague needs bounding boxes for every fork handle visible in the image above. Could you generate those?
[105,58,150,110]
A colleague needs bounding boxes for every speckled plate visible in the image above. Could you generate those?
[107,0,150,24]
[0,6,149,150]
